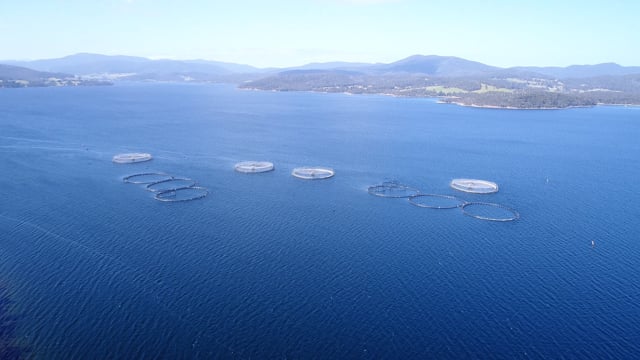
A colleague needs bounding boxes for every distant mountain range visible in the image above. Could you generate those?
[238,55,640,109]
[2,53,640,108]
[0,53,267,87]
[511,63,640,79]
[4,53,261,76]
[3,53,640,80]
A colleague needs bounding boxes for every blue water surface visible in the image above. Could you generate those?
[1,83,639,358]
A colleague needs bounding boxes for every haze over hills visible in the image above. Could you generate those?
[286,61,375,72]
[273,55,640,79]
[512,63,640,79]
[4,53,262,77]
[2,53,640,108]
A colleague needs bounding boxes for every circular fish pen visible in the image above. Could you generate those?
[408,194,466,209]
[123,172,173,184]
[154,187,209,202]
[450,178,499,194]
[234,161,274,173]
[112,153,152,164]
[292,167,334,180]
[122,172,209,203]
[461,202,520,222]
[146,178,196,192]
[368,181,420,198]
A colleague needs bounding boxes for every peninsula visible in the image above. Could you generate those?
[240,56,640,109]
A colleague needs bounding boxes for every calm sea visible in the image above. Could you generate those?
[1,83,639,358]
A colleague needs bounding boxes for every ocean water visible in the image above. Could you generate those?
[0,83,639,358]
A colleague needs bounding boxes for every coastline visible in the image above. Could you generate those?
[436,100,594,110]
[241,86,640,110]
[440,100,640,110]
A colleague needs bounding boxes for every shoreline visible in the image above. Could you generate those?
[437,100,594,110]
[440,100,640,110]
[241,86,640,110]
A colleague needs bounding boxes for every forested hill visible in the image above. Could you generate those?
[0,64,110,88]
[240,56,640,109]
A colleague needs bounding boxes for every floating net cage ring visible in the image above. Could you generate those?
[123,172,173,184]
[154,187,209,202]
[292,167,335,180]
[450,178,499,194]
[408,194,467,209]
[145,178,197,192]
[235,161,275,173]
[367,182,420,198]
[112,153,153,164]
[461,202,520,222]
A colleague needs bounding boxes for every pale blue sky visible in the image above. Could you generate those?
[1,0,638,67]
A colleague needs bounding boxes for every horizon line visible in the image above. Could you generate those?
[1,52,637,70]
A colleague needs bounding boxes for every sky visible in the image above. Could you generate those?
[1,0,639,68]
